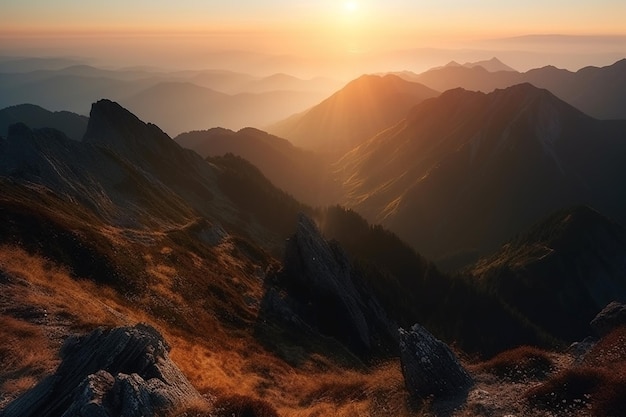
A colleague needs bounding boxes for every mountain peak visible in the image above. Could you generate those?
[84,99,173,157]
[489,82,586,118]
[463,57,517,72]
[513,206,625,251]
[493,82,549,99]
[268,73,439,153]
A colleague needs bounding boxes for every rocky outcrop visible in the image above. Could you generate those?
[83,99,173,159]
[260,213,397,358]
[2,323,204,417]
[590,301,626,337]
[399,323,472,401]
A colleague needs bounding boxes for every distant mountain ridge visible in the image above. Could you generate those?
[0,64,340,136]
[120,81,325,136]
[398,58,626,120]
[0,104,88,141]
[438,57,517,72]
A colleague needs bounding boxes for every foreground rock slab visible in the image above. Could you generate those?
[2,323,203,417]
[399,323,473,402]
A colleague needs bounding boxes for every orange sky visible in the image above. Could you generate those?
[2,1,626,76]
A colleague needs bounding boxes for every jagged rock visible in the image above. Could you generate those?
[260,213,397,358]
[590,301,626,337]
[283,214,370,348]
[399,323,472,401]
[568,336,597,362]
[2,323,204,417]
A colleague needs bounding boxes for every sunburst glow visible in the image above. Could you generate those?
[343,1,359,14]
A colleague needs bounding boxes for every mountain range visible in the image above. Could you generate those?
[435,57,517,72]
[0,98,561,358]
[121,82,325,137]
[0,103,88,141]
[0,64,340,136]
[335,83,626,260]
[3,63,626,414]
[397,58,626,120]
[175,127,338,206]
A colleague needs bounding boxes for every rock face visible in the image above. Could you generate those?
[590,301,626,337]
[260,213,397,358]
[2,323,203,417]
[399,323,472,401]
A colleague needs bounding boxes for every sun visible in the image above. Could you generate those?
[343,1,359,14]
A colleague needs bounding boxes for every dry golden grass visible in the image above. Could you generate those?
[0,245,139,329]
[0,245,144,402]
[0,316,58,400]
[476,345,554,381]
[169,333,416,417]
[0,243,419,417]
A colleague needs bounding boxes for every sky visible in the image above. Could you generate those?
[1,1,626,75]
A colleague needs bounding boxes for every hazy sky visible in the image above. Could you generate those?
[2,1,626,75]
[4,1,625,34]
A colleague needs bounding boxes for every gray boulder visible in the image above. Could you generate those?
[590,301,626,337]
[2,323,204,417]
[399,323,472,401]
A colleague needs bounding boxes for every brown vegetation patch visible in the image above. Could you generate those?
[525,365,626,416]
[213,394,280,417]
[583,325,626,368]
[0,316,58,406]
[479,345,554,381]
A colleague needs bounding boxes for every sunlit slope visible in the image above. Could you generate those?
[336,83,626,260]
[268,74,439,154]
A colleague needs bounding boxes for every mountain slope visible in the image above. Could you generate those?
[471,206,626,342]
[336,83,626,260]
[268,74,439,153]
[0,99,302,249]
[1,97,600,415]
[0,104,88,141]
[175,127,339,205]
